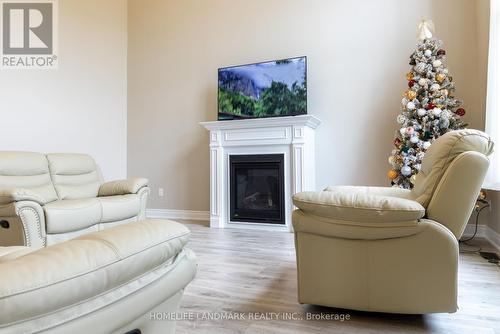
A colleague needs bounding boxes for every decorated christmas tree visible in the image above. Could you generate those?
[388,20,467,189]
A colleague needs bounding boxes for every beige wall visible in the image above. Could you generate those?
[0,0,128,180]
[128,0,489,211]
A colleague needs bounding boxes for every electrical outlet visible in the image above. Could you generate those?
[158,188,164,197]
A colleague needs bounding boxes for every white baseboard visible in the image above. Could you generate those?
[484,226,500,253]
[463,224,500,253]
[146,209,210,221]
[462,224,487,239]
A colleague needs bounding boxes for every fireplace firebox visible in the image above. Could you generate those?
[229,154,285,225]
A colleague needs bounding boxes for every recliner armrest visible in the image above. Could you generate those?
[0,188,46,206]
[98,178,149,197]
[292,190,425,224]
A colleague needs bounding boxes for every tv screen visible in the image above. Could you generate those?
[218,56,307,120]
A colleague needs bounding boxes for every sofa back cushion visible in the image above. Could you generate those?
[46,153,103,200]
[0,152,58,203]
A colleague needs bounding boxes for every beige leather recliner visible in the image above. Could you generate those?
[0,152,150,248]
[292,129,494,314]
[0,219,197,334]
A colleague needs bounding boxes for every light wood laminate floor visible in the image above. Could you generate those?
[176,221,500,334]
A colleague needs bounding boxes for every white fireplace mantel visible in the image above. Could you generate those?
[200,115,321,231]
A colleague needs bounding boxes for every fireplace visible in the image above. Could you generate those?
[229,154,285,225]
[200,115,321,230]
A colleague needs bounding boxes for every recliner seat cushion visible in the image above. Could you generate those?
[44,199,101,234]
[99,194,141,223]
[46,153,103,200]
[0,152,58,203]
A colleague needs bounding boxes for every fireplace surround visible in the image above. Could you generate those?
[200,115,321,231]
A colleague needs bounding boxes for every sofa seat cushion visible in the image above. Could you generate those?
[44,198,101,234]
[99,194,141,223]
[0,219,190,326]
[293,190,425,226]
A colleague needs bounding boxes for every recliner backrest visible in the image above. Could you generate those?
[425,151,490,238]
[411,129,493,238]
[46,153,104,200]
[0,152,58,203]
[412,129,493,207]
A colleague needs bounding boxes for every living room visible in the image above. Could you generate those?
[0,0,499,333]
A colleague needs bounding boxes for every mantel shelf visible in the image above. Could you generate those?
[200,115,321,131]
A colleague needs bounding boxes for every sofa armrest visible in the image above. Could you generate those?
[98,178,149,197]
[292,190,425,225]
[0,201,46,248]
[0,188,46,206]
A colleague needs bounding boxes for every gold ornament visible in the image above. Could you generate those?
[478,189,487,200]
[406,72,414,81]
[436,73,446,83]
[387,169,398,180]
[405,90,417,100]
[410,174,417,184]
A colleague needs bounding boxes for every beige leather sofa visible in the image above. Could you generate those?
[292,129,494,314]
[0,219,197,334]
[0,152,150,248]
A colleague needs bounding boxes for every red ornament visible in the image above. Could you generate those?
[456,108,466,116]
[408,79,416,88]
[394,138,402,146]
[437,49,446,56]
[425,102,436,110]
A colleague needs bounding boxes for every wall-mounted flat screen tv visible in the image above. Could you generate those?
[218,56,307,120]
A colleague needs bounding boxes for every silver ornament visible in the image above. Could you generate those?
[432,108,442,117]
[401,165,412,176]
[417,108,427,117]
[415,63,426,74]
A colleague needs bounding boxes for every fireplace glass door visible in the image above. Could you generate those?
[229,154,285,225]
